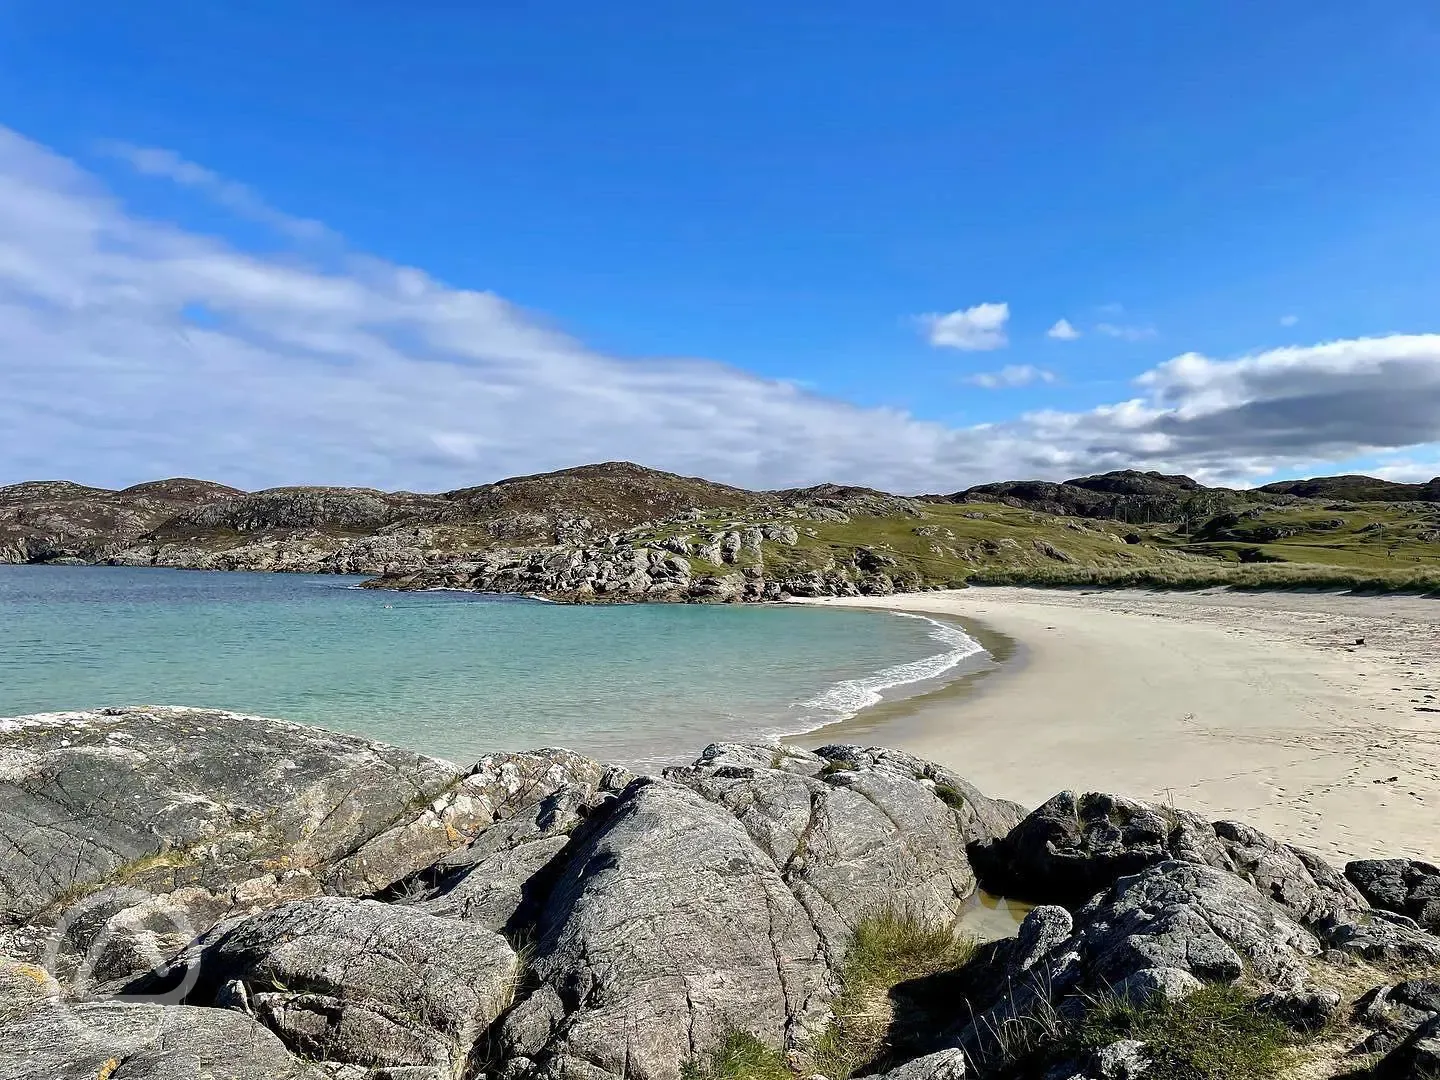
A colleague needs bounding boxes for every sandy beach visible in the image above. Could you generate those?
[793,587,1440,865]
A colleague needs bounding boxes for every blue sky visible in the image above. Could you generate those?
[2,1,1439,492]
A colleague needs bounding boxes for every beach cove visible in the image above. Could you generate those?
[795,587,1440,865]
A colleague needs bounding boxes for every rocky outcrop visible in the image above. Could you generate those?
[1347,858,1440,933]
[978,790,1370,928]
[496,778,832,1079]
[8,707,1440,1078]
[0,707,467,923]
[0,982,325,1079]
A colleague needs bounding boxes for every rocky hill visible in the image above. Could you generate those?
[3,706,1440,1078]
[2,463,1439,599]
[1258,473,1440,503]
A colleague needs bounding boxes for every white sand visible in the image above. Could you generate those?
[793,588,1440,865]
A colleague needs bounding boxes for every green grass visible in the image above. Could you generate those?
[1012,983,1299,1080]
[807,908,978,1078]
[933,783,969,812]
[680,1029,792,1080]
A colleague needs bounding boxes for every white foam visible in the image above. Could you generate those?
[786,613,987,730]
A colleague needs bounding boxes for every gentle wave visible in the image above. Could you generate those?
[786,612,987,730]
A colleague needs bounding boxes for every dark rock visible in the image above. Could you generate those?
[1374,1013,1440,1078]
[1357,979,1440,1051]
[958,861,1321,1071]
[983,791,1221,906]
[987,791,1366,931]
[1347,858,1440,933]
[1255,987,1342,1032]
[1318,909,1440,965]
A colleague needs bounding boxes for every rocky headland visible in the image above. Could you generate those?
[4,706,1440,1078]
[4,461,1439,601]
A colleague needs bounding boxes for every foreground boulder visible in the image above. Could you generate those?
[496,777,831,1079]
[140,897,518,1079]
[665,743,995,957]
[10,707,1440,1079]
[0,707,462,919]
[0,993,325,1079]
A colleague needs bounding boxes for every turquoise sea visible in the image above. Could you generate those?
[0,566,987,766]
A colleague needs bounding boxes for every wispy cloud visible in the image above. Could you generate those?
[1046,318,1080,341]
[1096,322,1158,341]
[95,139,333,242]
[4,128,1440,493]
[1279,314,1300,327]
[920,302,1009,351]
[965,364,1056,389]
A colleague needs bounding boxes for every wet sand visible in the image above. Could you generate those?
[792,587,1440,865]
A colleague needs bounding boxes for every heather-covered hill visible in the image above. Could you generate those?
[1,462,1438,597]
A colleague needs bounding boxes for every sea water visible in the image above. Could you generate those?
[0,565,987,767]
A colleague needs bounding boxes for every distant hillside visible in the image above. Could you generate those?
[935,469,1262,525]
[2,463,1438,597]
[1257,473,1440,503]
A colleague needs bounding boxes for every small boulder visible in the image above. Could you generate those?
[168,897,519,1079]
[1255,987,1342,1033]
[1346,858,1440,933]
[875,1047,968,1078]
[1374,1013,1440,1078]
[1112,966,1203,1006]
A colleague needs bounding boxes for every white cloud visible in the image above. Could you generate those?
[1370,456,1440,483]
[1279,314,1300,327]
[966,365,1056,389]
[1096,322,1158,341]
[4,127,1440,495]
[921,302,1009,351]
[95,139,333,242]
[1046,318,1081,341]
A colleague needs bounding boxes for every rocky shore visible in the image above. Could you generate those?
[3,707,1440,1078]
[9,460,1437,603]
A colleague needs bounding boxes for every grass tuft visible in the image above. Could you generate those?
[680,1028,791,1080]
[1008,982,1299,1080]
[808,908,977,1078]
[933,783,968,812]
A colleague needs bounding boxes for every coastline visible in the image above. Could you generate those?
[792,586,1440,865]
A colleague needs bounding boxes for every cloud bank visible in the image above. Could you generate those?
[3,127,1440,494]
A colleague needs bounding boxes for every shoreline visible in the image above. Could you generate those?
[791,586,1440,865]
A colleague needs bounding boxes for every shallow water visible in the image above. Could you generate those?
[0,565,987,767]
